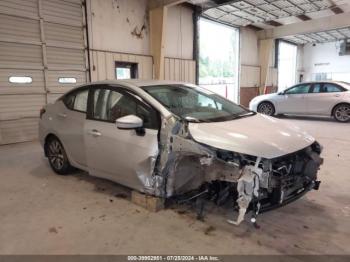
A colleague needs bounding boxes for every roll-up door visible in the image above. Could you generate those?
[0,0,88,145]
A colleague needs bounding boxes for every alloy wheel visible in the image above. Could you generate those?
[258,102,274,116]
[47,139,65,170]
[335,105,350,122]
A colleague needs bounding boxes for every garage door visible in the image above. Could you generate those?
[0,0,88,145]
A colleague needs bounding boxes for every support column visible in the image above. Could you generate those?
[259,38,273,94]
[149,6,167,80]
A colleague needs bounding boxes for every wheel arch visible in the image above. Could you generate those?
[44,133,61,157]
[257,100,276,110]
[331,102,350,116]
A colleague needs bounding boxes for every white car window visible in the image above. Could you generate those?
[285,84,311,94]
[323,83,342,93]
[312,83,322,93]
[73,89,89,112]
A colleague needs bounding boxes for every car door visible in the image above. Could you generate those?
[53,88,89,168]
[305,83,345,115]
[278,83,311,114]
[84,85,160,190]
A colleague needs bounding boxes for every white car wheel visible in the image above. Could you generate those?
[46,137,73,175]
[334,104,350,123]
[257,102,275,116]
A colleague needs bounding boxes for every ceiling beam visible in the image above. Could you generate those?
[264,20,283,27]
[297,14,311,21]
[149,0,188,10]
[258,12,350,40]
[331,6,344,14]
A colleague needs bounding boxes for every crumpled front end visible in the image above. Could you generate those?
[137,115,323,225]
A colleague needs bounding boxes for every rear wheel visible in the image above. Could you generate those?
[257,102,275,116]
[333,103,350,122]
[46,136,72,175]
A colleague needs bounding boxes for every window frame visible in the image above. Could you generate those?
[86,84,161,130]
[115,61,138,80]
[58,77,77,84]
[9,76,33,84]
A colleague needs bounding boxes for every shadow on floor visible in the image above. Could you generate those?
[275,115,338,123]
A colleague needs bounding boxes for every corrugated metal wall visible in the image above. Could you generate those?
[90,51,196,84]
[0,0,88,145]
[164,57,196,83]
[90,50,153,81]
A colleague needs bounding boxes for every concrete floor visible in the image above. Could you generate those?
[0,117,349,255]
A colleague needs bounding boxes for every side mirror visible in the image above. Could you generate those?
[278,91,285,95]
[116,115,143,129]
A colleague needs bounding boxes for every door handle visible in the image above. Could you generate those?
[57,113,67,118]
[89,129,102,137]
[334,94,341,97]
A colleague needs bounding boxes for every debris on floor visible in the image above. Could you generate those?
[203,225,216,236]
[48,227,58,234]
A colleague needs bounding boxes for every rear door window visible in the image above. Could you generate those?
[63,89,89,113]
[323,83,343,93]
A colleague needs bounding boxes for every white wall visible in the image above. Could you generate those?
[240,27,259,66]
[88,0,150,55]
[303,41,350,82]
[86,0,195,81]
[88,0,194,59]
[166,5,194,59]
[240,27,260,88]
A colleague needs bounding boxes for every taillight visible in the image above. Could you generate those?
[40,107,46,119]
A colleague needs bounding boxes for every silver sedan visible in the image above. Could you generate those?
[39,80,323,225]
[249,81,350,122]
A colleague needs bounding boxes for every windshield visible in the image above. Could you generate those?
[141,85,253,122]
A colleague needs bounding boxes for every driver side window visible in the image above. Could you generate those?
[285,84,311,94]
[92,88,158,129]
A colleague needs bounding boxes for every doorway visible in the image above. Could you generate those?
[198,18,240,102]
[278,41,297,91]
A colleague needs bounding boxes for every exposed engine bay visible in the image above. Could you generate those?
[138,116,323,226]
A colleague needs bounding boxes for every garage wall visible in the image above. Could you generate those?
[302,41,350,82]
[90,50,153,81]
[164,57,196,83]
[165,5,194,60]
[87,0,196,83]
[0,0,87,145]
[239,28,260,107]
[239,27,277,106]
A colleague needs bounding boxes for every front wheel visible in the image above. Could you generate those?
[333,104,350,122]
[46,137,72,175]
[257,102,275,116]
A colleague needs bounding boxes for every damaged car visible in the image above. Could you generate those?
[39,80,323,225]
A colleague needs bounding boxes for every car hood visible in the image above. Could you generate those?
[251,93,278,102]
[188,114,315,159]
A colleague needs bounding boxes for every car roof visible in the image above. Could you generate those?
[82,79,187,87]
[62,80,191,118]
[299,80,348,86]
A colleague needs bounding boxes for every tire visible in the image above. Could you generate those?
[45,136,73,175]
[257,102,275,116]
[333,103,350,123]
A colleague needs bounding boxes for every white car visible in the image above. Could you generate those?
[39,80,323,225]
[249,81,350,122]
